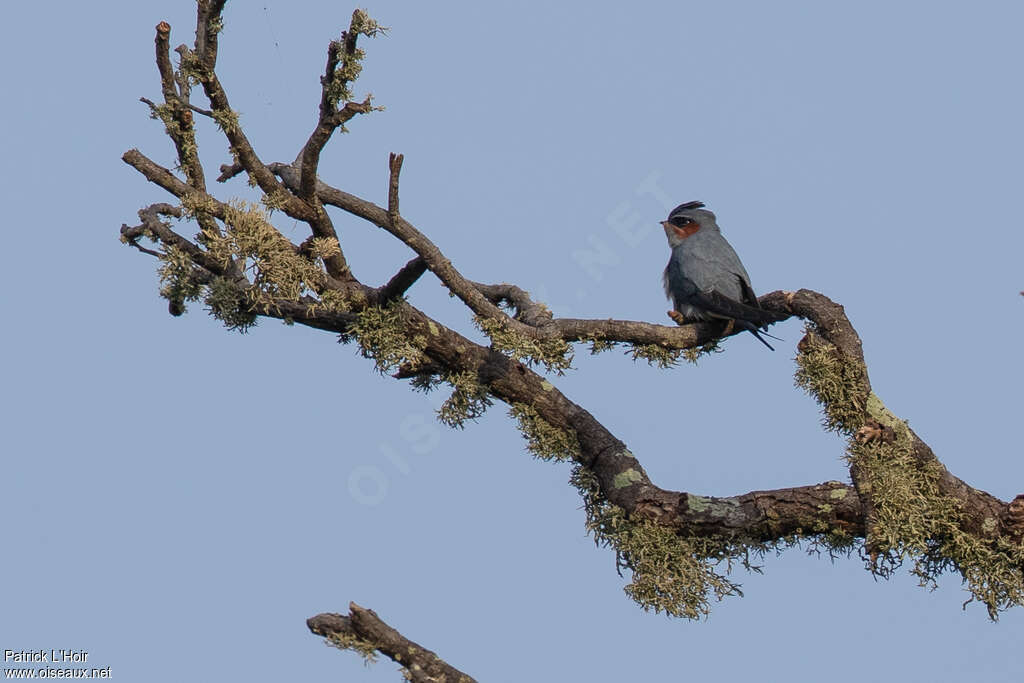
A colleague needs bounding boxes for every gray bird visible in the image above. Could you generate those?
[661,201,783,349]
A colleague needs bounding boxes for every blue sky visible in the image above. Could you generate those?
[2,1,1023,680]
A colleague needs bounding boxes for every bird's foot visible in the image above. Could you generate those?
[721,319,736,336]
[667,310,687,325]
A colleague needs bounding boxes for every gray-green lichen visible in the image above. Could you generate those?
[613,469,643,489]
[159,196,358,331]
[475,315,573,373]
[344,301,426,375]
[589,337,720,368]
[586,338,618,355]
[158,199,352,330]
[795,324,1024,619]
[508,403,579,461]
[507,401,785,621]
[157,244,204,315]
[848,431,1024,619]
[211,107,240,136]
[685,495,741,516]
[324,631,377,665]
[626,340,722,368]
[682,340,723,364]
[260,189,294,214]
[628,343,683,369]
[793,326,868,434]
[146,103,199,160]
[181,192,221,221]
[326,10,387,108]
[572,467,765,620]
[204,276,258,332]
[437,370,492,428]
[206,14,224,36]
[202,200,333,300]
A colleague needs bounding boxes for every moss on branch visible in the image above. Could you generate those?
[796,324,1024,619]
[475,316,573,373]
[437,370,492,428]
[509,403,580,462]
[345,302,426,375]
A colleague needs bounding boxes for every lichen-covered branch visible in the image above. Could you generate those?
[266,162,551,346]
[308,604,477,682]
[149,22,209,197]
[120,2,1024,629]
[122,149,221,212]
[292,9,382,280]
[784,289,1022,617]
[300,9,380,201]
[263,161,791,360]
[179,3,319,228]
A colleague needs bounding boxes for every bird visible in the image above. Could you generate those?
[661,201,783,350]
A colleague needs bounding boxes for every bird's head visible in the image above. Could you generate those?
[661,200,718,248]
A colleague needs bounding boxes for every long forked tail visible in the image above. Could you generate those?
[749,328,779,351]
[735,319,783,351]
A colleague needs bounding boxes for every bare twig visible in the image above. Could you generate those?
[473,282,554,326]
[122,150,226,219]
[154,22,178,101]
[120,203,226,277]
[216,161,243,183]
[267,162,559,340]
[186,102,215,118]
[377,256,427,304]
[387,152,403,221]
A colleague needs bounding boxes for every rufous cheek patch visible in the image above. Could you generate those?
[673,223,700,240]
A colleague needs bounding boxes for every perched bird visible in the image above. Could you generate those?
[661,201,783,349]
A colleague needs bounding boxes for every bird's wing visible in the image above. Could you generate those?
[679,234,780,325]
[687,288,783,327]
[679,233,752,300]
[736,272,762,309]
[664,254,699,302]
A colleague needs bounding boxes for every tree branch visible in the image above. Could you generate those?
[151,21,209,194]
[121,2,1024,625]
[377,256,428,304]
[289,10,379,281]
[194,0,227,71]
[387,152,403,221]
[120,203,226,277]
[299,10,375,202]
[181,155,1020,548]
[243,278,1013,547]
[266,163,549,341]
[183,4,316,226]
[308,604,477,683]
[125,144,1023,613]
[121,149,223,213]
